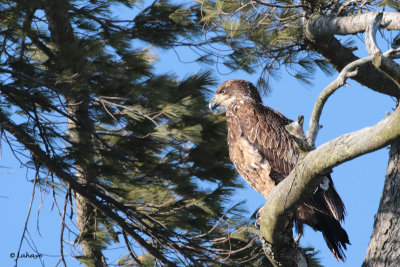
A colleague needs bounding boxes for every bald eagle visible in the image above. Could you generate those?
[209,79,349,260]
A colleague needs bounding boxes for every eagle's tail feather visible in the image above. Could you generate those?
[323,174,346,221]
[316,210,349,261]
[296,205,350,261]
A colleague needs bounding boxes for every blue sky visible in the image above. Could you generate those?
[1,2,397,267]
[153,42,394,267]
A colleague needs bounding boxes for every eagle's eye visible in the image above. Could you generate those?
[219,88,226,94]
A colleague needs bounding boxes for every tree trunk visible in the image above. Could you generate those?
[43,1,107,265]
[304,11,400,266]
[362,138,400,267]
[67,101,107,267]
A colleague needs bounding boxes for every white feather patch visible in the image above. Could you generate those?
[319,177,330,191]
[250,163,259,169]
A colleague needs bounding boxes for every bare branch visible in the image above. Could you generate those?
[365,12,383,56]
[308,34,400,98]
[123,231,143,266]
[306,12,400,37]
[15,172,39,266]
[384,47,400,59]
[253,0,307,9]
[285,115,313,152]
[260,94,400,266]
[55,188,69,267]
[261,237,307,267]
[305,11,400,98]
[365,12,400,89]
[307,11,400,146]
[306,57,367,146]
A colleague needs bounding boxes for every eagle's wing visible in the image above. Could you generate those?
[235,102,345,219]
[230,101,349,260]
[235,103,299,183]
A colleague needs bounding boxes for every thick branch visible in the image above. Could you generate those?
[365,12,400,89]
[305,11,400,98]
[260,96,400,266]
[261,237,307,267]
[307,44,400,148]
[306,12,400,37]
[365,12,383,56]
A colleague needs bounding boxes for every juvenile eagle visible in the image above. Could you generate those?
[209,79,349,260]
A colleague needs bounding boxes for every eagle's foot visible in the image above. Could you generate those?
[255,207,264,228]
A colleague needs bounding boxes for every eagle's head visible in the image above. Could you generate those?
[209,79,262,112]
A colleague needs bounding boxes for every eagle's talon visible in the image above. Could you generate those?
[254,207,263,228]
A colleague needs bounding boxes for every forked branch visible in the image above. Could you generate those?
[366,12,400,89]
[306,11,400,147]
[260,85,400,266]
[259,11,400,266]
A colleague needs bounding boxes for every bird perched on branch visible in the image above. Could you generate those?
[209,79,349,260]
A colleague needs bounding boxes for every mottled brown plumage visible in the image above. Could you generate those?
[209,79,349,260]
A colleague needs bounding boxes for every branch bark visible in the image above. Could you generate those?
[362,139,400,267]
[306,12,400,37]
[361,12,400,267]
[306,59,361,147]
[305,11,400,98]
[365,12,400,90]
[260,97,400,266]
[259,12,400,265]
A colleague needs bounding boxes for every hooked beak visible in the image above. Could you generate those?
[209,98,219,113]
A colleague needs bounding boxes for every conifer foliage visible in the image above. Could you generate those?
[197,0,400,93]
[196,0,400,266]
[0,1,267,265]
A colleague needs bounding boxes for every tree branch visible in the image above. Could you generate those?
[306,14,400,147]
[259,18,400,263]
[306,57,366,146]
[253,0,307,9]
[285,115,313,152]
[305,11,400,98]
[365,12,400,89]
[306,12,400,37]
[0,111,177,266]
[260,97,400,266]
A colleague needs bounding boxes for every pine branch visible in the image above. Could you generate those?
[55,188,69,267]
[0,110,177,266]
[254,0,308,9]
